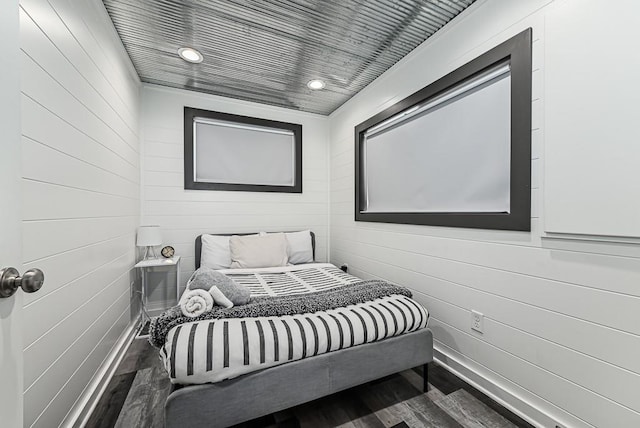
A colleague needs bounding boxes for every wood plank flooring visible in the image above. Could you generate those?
[86,337,534,428]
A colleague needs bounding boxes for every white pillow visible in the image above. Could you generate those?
[285,230,314,264]
[229,233,288,268]
[200,234,232,270]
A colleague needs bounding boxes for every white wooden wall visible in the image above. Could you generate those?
[328,1,640,427]
[19,0,140,426]
[140,85,329,298]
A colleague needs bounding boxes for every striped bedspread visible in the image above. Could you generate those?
[159,264,429,385]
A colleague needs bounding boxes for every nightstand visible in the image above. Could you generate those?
[134,256,181,333]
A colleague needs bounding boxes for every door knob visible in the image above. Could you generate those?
[0,267,44,298]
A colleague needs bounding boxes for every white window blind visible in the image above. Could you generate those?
[362,63,511,213]
[194,118,295,186]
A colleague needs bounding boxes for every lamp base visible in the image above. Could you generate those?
[142,246,159,260]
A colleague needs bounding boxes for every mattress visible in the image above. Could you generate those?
[160,263,429,385]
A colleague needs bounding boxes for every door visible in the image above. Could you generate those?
[1,1,24,426]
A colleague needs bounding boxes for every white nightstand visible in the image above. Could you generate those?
[134,256,181,332]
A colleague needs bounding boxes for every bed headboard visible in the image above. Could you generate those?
[195,231,316,269]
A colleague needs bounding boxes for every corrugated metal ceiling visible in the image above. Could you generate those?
[103,0,475,115]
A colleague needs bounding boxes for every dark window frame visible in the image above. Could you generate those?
[184,107,303,193]
[354,28,532,231]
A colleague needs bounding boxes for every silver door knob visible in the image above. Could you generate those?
[0,267,44,298]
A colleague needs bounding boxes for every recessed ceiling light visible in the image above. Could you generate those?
[307,79,326,90]
[178,47,203,63]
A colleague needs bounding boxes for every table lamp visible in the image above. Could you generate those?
[137,225,162,260]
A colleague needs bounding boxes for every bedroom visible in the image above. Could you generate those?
[1,0,639,427]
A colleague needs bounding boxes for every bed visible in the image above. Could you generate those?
[154,231,433,428]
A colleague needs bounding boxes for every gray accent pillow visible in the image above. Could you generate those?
[285,230,314,264]
[187,267,251,305]
[229,233,288,268]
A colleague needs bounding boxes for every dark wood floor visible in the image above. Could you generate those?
[86,336,534,428]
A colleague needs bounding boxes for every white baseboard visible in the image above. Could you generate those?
[433,344,583,428]
[62,321,138,428]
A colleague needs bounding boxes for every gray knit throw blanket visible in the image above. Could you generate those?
[149,280,411,348]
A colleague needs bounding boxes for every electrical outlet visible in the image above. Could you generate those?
[471,310,484,333]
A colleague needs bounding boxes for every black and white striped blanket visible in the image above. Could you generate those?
[150,280,412,348]
[155,264,429,384]
[220,263,361,296]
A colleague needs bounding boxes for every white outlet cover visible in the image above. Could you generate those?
[471,310,484,333]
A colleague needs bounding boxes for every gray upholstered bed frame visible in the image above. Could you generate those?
[163,231,433,428]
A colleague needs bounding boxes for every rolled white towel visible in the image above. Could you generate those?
[180,288,214,318]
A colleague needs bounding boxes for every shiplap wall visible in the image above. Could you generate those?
[19,0,140,426]
[328,1,640,427]
[141,85,329,299]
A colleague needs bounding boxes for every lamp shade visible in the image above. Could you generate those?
[137,225,162,247]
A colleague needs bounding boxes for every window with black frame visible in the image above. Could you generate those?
[184,107,302,193]
[355,29,532,231]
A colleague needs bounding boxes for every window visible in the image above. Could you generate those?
[184,108,302,193]
[355,29,532,231]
